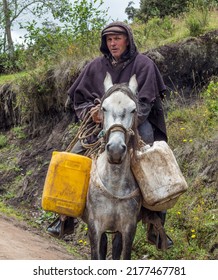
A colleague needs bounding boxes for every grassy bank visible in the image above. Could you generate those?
[132,80,218,260]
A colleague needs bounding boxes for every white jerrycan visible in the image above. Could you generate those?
[131,141,188,211]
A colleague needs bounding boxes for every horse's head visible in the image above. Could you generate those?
[100,72,138,164]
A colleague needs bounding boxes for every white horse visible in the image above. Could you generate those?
[83,73,142,260]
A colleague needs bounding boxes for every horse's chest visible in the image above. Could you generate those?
[88,186,140,219]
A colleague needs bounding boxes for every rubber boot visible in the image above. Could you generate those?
[47,216,77,239]
[147,211,173,250]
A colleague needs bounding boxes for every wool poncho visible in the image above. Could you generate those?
[68,21,167,141]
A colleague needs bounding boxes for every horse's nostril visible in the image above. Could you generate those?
[106,143,111,152]
[121,144,127,153]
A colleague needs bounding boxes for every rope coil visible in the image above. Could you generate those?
[66,112,104,158]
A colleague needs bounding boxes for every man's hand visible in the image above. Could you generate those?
[90,104,102,124]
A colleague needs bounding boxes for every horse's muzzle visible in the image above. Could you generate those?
[106,134,127,164]
[106,142,127,164]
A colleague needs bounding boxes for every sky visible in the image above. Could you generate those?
[11,0,140,43]
[101,0,140,21]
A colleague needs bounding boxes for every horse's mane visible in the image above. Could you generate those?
[100,83,138,106]
[100,83,141,159]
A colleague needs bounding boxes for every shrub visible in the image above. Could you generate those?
[185,0,215,36]
[0,134,7,148]
[203,80,218,115]
[137,0,190,21]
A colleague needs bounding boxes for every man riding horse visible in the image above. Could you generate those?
[47,21,173,251]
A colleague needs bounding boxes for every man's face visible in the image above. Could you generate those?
[106,34,129,60]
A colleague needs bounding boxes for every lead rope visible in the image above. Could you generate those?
[65,112,104,158]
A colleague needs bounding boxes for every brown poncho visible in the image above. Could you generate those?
[68,21,167,141]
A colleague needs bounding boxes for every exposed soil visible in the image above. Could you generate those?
[0,214,76,260]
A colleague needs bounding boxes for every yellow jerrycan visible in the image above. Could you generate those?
[42,151,92,217]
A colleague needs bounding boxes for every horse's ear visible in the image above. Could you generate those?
[128,74,138,94]
[104,72,113,92]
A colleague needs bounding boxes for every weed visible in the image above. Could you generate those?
[0,71,27,85]
[11,126,26,140]
[202,80,218,115]
[0,201,23,220]
[35,210,57,225]
[0,134,8,148]
[131,9,218,52]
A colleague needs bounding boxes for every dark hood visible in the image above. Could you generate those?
[100,21,138,61]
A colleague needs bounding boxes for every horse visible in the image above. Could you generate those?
[83,72,142,260]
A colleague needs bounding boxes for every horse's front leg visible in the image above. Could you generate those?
[122,224,137,260]
[112,232,122,260]
[88,220,106,260]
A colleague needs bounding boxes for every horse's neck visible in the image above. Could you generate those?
[96,151,137,197]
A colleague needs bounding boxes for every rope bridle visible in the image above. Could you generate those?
[104,123,135,147]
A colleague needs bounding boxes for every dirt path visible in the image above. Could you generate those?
[0,214,76,260]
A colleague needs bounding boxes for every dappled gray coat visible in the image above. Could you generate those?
[68,21,167,141]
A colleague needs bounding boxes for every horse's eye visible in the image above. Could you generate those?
[102,107,107,112]
[131,109,136,114]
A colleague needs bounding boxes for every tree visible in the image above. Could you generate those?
[134,0,190,21]
[0,0,108,61]
[125,1,138,21]
[66,0,108,47]
[21,0,108,60]
[2,0,14,56]
[0,0,72,57]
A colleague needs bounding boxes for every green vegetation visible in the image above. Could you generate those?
[131,81,218,260]
[1,0,217,73]
[0,71,27,85]
[11,126,26,140]
[0,201,23,219]
[132,8,217,51]
[0,134,7,148]
[167,81,218,147]
[0,0,107,73]
[126,0,217,22]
